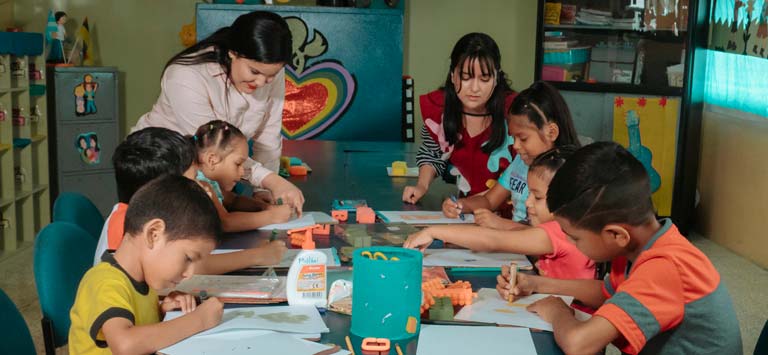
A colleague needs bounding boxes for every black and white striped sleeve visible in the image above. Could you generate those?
[416,125,447,177]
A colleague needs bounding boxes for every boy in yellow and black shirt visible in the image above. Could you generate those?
[69,175,224,354]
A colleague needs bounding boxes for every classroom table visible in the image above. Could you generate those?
[220,140,564,354]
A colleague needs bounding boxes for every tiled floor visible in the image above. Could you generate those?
[1,234,765,355]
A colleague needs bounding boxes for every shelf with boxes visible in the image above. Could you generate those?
[0,31,51,254]
[535,0,708,234]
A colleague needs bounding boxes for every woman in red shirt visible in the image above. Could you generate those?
[403,32,516,204]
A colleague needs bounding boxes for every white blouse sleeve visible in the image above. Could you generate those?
[249,68,285,173]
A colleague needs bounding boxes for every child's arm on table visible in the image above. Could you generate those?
[222,190,269,212]
[473,208,527,230]
[101,297,223,355]
[496,266,607,309]
[527,296,619,354]
[196,240,288,275]
[404,224,553,255]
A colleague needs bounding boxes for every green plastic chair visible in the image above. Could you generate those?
[34,222,96,355]
[0,288,36,355]
[52,192,105,240]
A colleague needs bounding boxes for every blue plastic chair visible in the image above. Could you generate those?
[0,288,36,355]
[52,192,105,240]
[34,222,97,355]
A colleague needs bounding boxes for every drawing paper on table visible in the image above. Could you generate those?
[164,305,329,336]
[258,213,316,230]
[159,331,349,355]
[422,249,532,269]
[212,248,340,267]
[376,211,475,224]
[454,288,574,331]
[416,325,536,355]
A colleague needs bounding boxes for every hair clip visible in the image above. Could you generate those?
[223,124,229,131]
[209,124,214,130]
[193,135,198,142]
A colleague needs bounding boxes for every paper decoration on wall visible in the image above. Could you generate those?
[711,0,768,59]
[613,96,679,216]
[75,132,101,165]
[281,16,356,140]
[74,74,98,116]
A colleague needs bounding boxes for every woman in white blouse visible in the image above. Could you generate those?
[135,10,305,213]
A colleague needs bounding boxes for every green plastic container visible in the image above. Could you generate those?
[350,246,422,341]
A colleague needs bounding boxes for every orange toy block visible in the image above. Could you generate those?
[332,210,348,222]
[356,206,376,224]
[289,165,308,176]
[361,338,390,355]
[288,225,318,249]
[421,278,477,308]
[313,224,331,235]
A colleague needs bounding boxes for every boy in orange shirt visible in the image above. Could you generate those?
[498,142,742,355]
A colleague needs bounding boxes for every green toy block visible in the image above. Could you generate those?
[429,297,454,321]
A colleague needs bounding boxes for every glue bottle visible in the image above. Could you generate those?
[286,238,327,308]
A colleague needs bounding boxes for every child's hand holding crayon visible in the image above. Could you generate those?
[266,203,293,223]
[441,196,464,219]
[193,297,224,331]
[161,291,198,313]
[496,264,536,302]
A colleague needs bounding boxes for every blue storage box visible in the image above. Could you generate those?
[543,46,591,64]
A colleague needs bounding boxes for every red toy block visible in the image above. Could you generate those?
[312,224,331,235]
[356,206,376,224]
[332,210,348,222]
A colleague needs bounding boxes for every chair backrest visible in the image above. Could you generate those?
[0,288,36,355]
[34,222,97,348]
[756,319,768,355]
[52,192,105,240]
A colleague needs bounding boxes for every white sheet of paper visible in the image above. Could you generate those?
[212,248,340,267]
[164,305,329,336]
[377,210,475,224]
[258,213,316,230]
[159,330,349,355]
[422,249,532,269]
[416,325,536,355]
[454,288,574,331]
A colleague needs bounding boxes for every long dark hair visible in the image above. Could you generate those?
[508,81,580,148]
[442,33,512,153]
[164,11,292,79]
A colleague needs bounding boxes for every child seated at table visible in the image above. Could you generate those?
[498,142,742,355]
[191,120,294,232]
[94,127,287,274]
[404,146,595,281]
[69,176,224,354]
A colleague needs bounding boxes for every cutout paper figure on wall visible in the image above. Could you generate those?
[75,132,100,165]
[613,96,679,216]
[281,16,356,140]
[625,110,661,193]
[74,74,98,116]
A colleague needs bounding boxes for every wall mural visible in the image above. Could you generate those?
[281,17,356,140]
[613,96,679,216]
[711,0,768,59]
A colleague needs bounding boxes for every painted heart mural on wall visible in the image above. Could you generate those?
[281,16,357,140]
[282,61,355,139]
